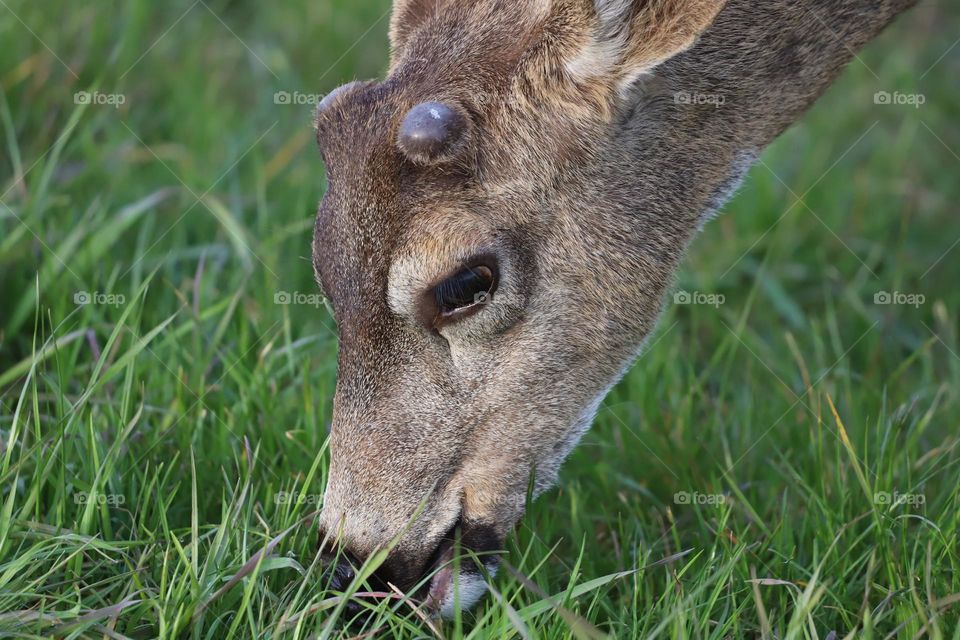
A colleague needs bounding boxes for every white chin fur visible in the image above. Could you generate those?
[438,571,489,619]
[432,562,498,619]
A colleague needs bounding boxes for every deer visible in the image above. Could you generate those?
[310,0,919,618]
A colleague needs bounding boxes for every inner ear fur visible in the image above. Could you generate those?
[388,0,726,106]
[562,0,726,92]
[515,0,726,119]
[619,0,726,75]
[391,1,724,66]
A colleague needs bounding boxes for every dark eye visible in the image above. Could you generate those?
[433,262,498,321]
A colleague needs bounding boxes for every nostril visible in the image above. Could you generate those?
[327,556,357,592]
[318,539,391,594]
[318,533,361,592]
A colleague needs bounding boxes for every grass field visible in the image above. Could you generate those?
[1,1,959,638]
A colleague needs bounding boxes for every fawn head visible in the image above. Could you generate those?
[313,0,724,616]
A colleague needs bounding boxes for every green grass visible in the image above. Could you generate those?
[1,0,959,637]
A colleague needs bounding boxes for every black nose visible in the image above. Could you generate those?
[318,546,381,624]
[318,541,391,594]
[326,554,357,592]
[317,520,504,611]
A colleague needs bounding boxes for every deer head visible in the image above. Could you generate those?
[312,0,916,616]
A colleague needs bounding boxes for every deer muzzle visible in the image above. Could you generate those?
[319,510,503,618]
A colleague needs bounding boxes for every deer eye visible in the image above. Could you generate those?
[433,262,497,321]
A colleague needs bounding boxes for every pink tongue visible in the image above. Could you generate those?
[424,547,455,614]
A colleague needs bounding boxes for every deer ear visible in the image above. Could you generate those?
[578,0,726,88]
[390,0,445,60]
[624,0,726,70]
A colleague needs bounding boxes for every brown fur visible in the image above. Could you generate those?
[312,0,918,613]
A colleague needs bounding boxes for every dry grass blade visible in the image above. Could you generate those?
[388,581,445,639]
[644,548,694,569]
[905,593,960,640]
[278,592,402,631]
[750,565,773,639]
[826,394,872,501]
[51,594,142,633]
[0,594,142,633]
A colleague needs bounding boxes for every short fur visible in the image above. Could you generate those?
[312,0,918,615]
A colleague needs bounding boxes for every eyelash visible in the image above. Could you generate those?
[429,261,498,327]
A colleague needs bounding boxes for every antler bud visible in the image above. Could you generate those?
[397,101,470,165]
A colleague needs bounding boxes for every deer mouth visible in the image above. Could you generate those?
[320,516,502,619]
[421,518,502,618]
